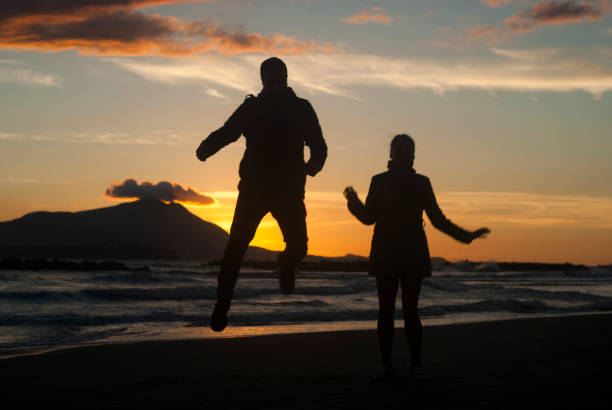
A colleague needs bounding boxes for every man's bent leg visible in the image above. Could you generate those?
[271,196,308,294]
[213,191,267,330]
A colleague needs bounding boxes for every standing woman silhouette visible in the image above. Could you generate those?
[344,134,490,379]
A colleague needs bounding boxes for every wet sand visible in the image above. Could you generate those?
[3,314,611,409]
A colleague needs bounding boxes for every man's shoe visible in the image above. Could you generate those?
[279,267,295,295]
[210,303,229,332]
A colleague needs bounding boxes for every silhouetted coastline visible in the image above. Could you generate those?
[494,261,590,271]
[1,256,600,273]
[207,258,596,272]
[0,257,150,272]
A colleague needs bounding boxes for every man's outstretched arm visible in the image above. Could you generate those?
[303,101,327,176]
[196,99,250,161]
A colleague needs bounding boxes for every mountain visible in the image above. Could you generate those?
[0,198,276,261]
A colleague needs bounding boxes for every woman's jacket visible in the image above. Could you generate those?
[347,162,472,277]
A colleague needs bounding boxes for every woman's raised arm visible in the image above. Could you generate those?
[344,181,377,225]
[423,178,490,243]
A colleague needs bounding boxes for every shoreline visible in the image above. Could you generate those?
[3,310,612,360]
[3,313,611,408]
[0,313,612,409]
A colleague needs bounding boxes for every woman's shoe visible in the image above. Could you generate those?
[410,364,425,376]
[374,361,395,381]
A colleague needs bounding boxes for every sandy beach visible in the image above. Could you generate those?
[3,313,611,409]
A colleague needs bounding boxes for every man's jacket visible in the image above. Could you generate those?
[198,87,327,196]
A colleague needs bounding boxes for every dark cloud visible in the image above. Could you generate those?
[0,0,336,56]
[505,0,606,33]
[105,179,215,205]
[0,1,192,55]
[528,0,605,21]
[0,1,187,23]
[470,0,609,42]
[18,10,175,42]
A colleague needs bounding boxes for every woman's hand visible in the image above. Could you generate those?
[343,186,359,202]
[470,227,490,242]
[196,141,210,162]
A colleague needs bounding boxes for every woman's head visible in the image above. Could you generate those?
[390,134,415,164]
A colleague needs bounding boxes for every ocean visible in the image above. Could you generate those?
[2,261,612,357]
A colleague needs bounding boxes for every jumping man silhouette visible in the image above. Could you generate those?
[196,57,327,332]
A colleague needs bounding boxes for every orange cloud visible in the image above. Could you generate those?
[341,6,393,25]
[186,22,337,55]
[0,1,336,56]
[481,0,514,7]
[470,25,502,43]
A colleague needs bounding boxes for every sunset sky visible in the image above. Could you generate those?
[1,0,611,264]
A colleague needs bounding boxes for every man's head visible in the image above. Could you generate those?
[260,57,288,91]
[390,134,415,165]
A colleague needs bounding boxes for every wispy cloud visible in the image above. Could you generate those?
[0,1,336,56]
[111,56,256,91]
[489,46,560,59]
[0,176,71,184]
[0,58,22,65]
[0,176,39,184]
[195,189,612,230]
[0,132,23,139]
[111,47,612,99]
[0,60,60,87]
[437,191,612,229]
[205,88,227,100]
[341,6,393,25]
[0,130,188,144]
[71,131,187,144]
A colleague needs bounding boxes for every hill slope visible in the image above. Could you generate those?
[0,198,275,261]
